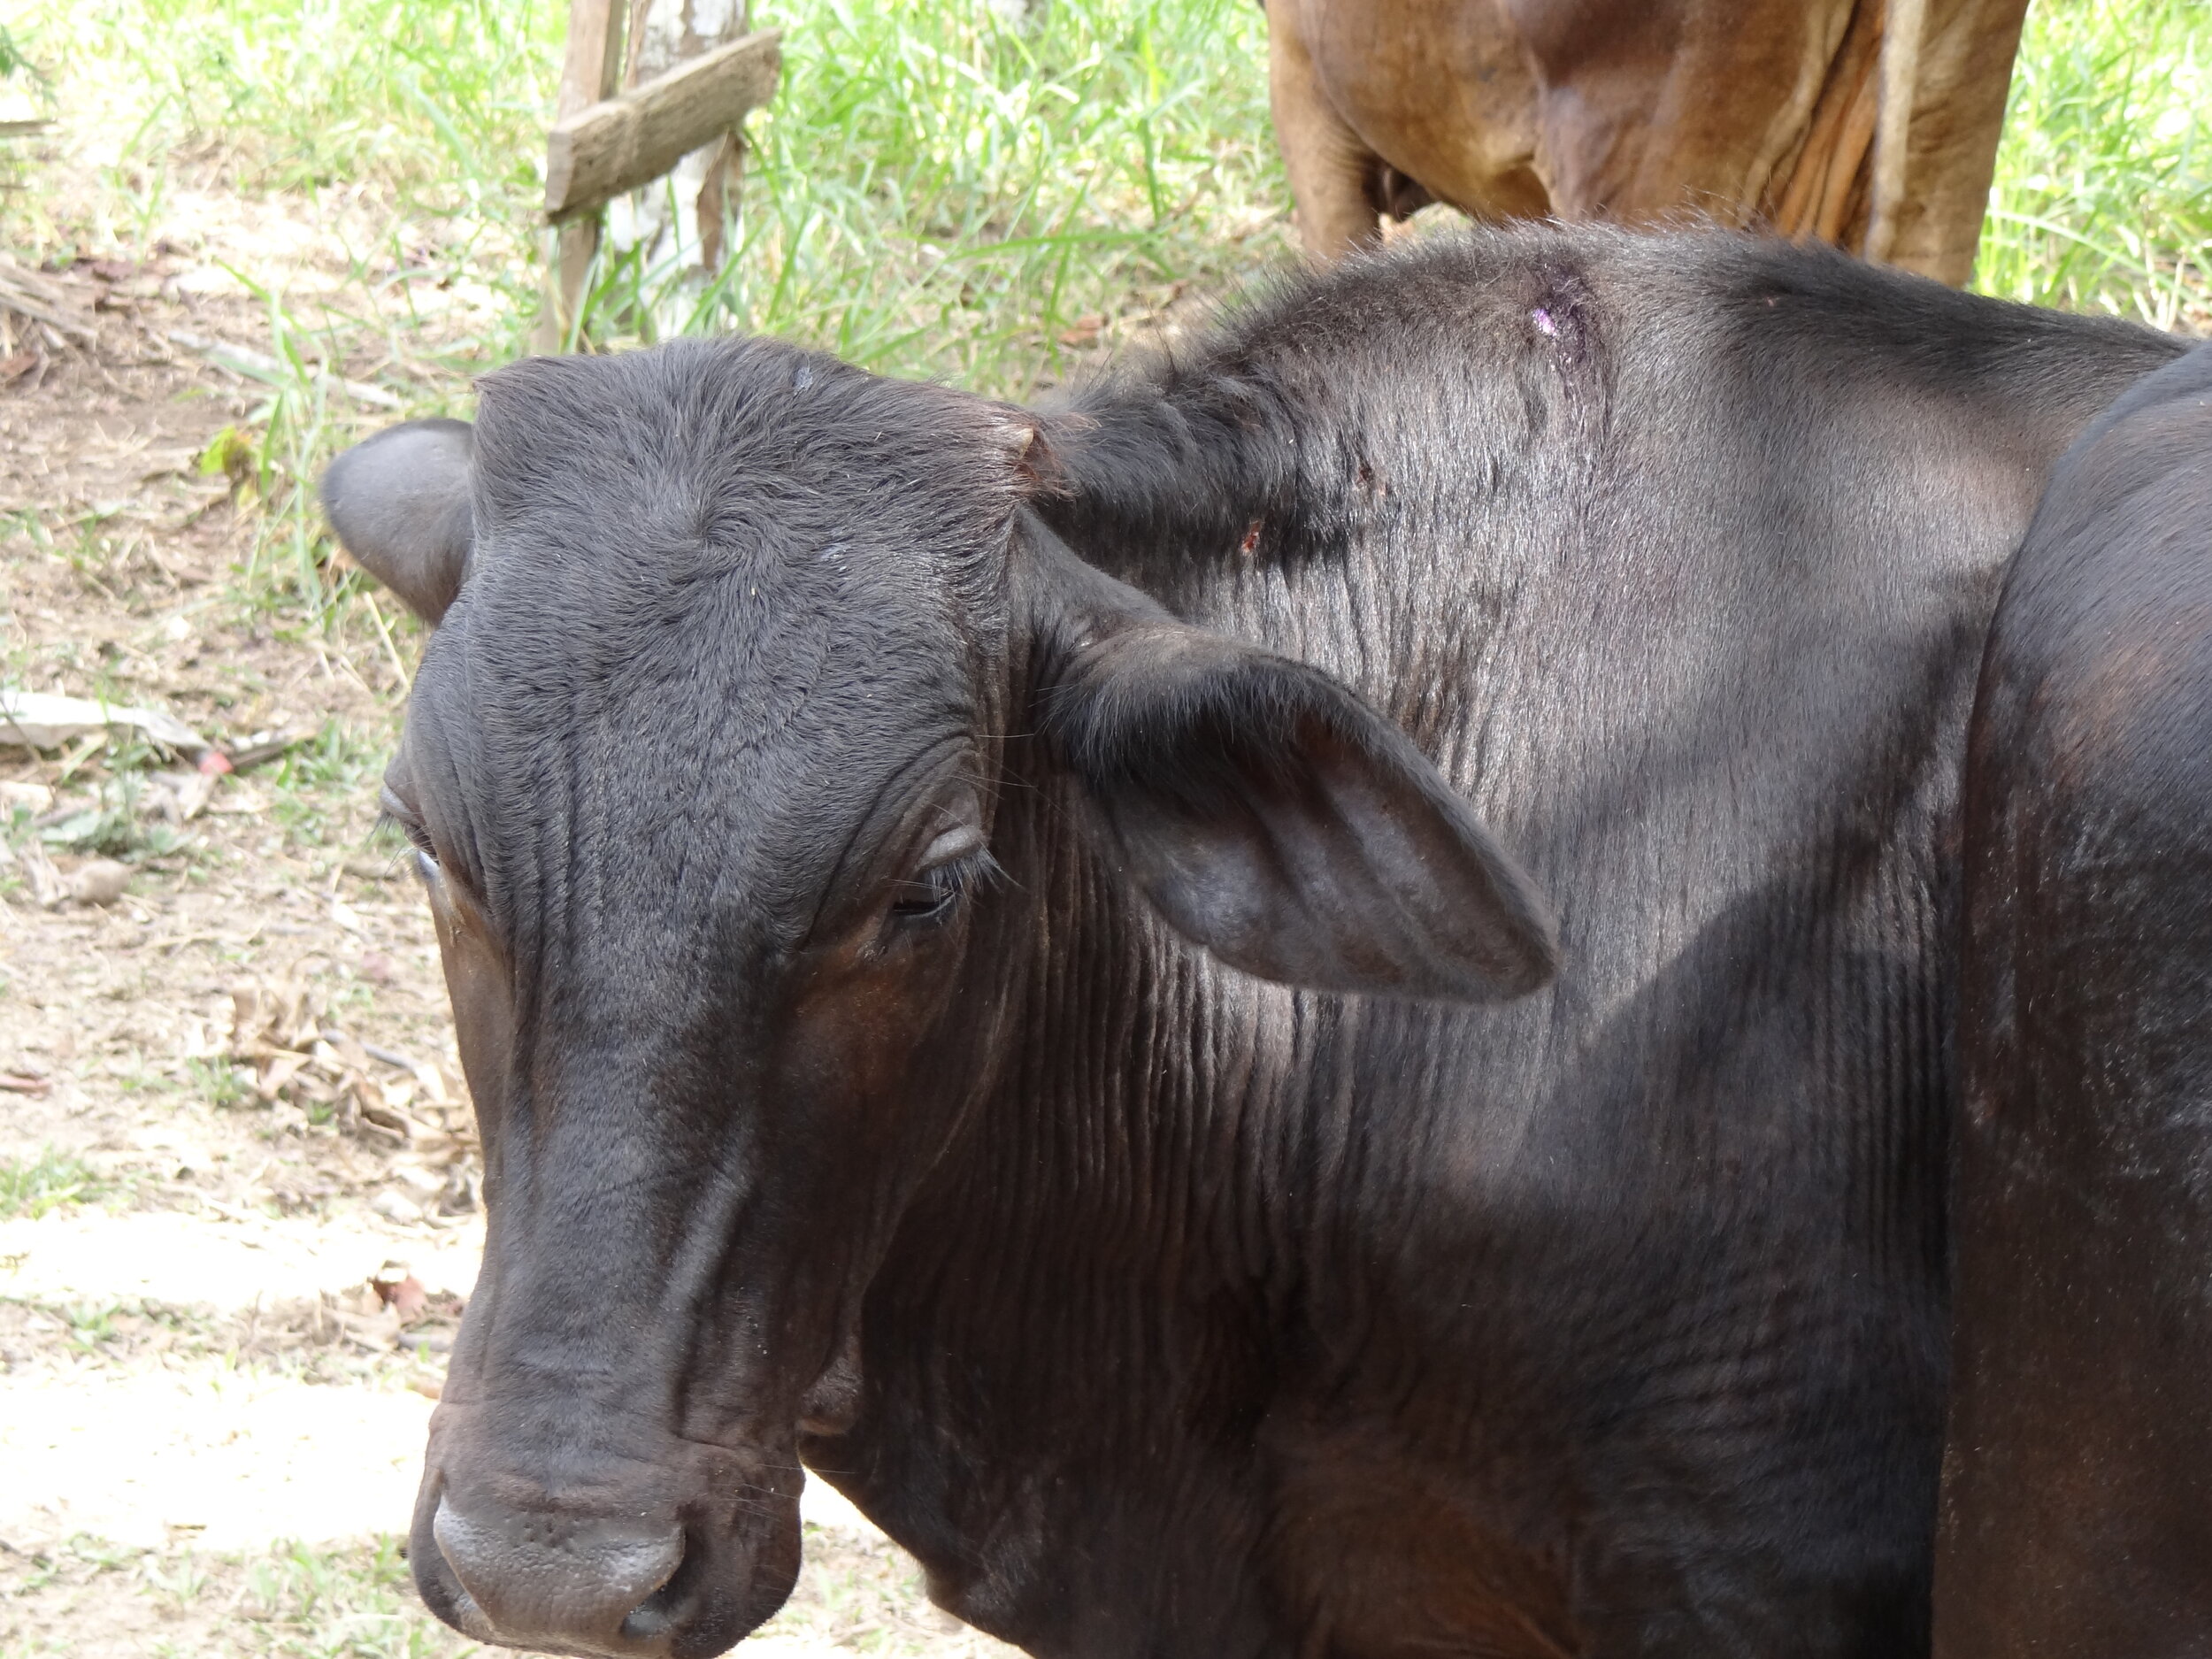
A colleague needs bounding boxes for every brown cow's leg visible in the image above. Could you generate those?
[1517,0,1855,231]
[1286,0,1548,234]
[1769,0,1885,250]
[1868,0,2032,286]
[1266,0,1386,260]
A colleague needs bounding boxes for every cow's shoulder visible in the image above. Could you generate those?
[1977,343,2212,798]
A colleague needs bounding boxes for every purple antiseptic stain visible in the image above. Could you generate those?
[1532,306,1558,337]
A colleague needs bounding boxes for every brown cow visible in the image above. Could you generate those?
[1267,0,2030,284]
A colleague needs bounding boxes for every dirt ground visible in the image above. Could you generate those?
[0,184,1018,1658]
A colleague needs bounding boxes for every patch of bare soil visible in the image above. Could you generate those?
[0,256,456,1251]
[0,197,1016,1659]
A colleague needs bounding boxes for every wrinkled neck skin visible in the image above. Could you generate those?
[826,533,1626,1659]
[802,246,2180,1659]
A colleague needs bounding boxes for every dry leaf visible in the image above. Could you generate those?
[370,1188,425,1225]
[256,1050,310,1099]
[0,688,210,756]
[149,769,216,822]
[371,1263,429,1321]
[230,979,326,1055]
[204,780,267,816]
[15,841,65,907]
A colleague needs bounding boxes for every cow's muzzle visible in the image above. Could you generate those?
[411,1463,800,1659]
[430,1495,682,1651]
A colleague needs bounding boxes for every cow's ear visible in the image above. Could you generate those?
[1023,529,1558,1003]
[320,418,475,625]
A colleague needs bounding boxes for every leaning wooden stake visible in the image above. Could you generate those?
[535,0,628,354]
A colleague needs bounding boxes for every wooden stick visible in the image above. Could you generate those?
[535,0,629,353]
[543,30,781,221]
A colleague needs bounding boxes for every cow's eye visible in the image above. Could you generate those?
[378,783,439,871]
[887,826,996,927]
[888,860,971,922]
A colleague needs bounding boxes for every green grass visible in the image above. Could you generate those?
[2,1533,485,1659]
[588,0,1288,394]
[0,1147,109,1219]
[185,1054,257,1110]
[262,718,392,848]
[6,0,1288,392]
[4,0,553,651]
[205,1536,467,1658]
[0,1526,1005,1658]
[3,0,554,250]
[1976,0,2212,325]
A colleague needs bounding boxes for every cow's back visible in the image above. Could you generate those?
[1940,343,2212,1657]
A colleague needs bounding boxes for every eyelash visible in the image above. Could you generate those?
[377,815,438,886]
[377,787,436,861]
[380,812,436,864]
[889,851,997,923]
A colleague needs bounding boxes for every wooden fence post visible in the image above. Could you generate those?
[534,0,627,354]
[534,0,780,353]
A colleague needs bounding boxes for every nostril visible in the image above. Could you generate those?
[432,1494,685,1647]
[618,1531,709,1644]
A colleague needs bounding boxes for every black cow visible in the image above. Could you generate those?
[321,226,2180,1659]
[1939,342,2212,1657]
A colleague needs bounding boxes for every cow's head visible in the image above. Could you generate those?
[323,339,1555,1658]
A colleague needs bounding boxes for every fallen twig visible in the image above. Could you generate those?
[356,1037,425,1073]
[225,727,315,772]
[0,258,93,347]
[166,328,403,410]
